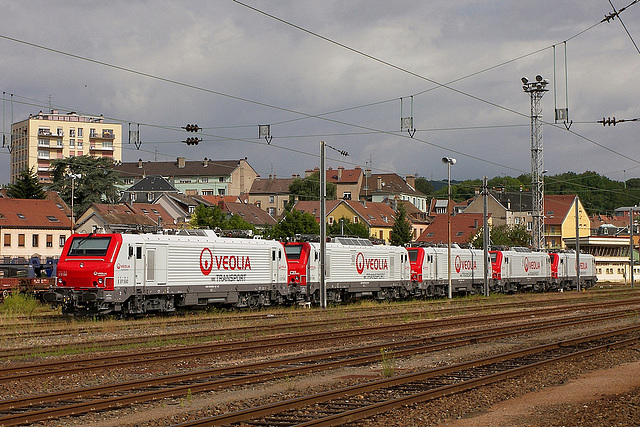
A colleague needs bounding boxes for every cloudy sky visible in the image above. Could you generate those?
[1,1,639,187]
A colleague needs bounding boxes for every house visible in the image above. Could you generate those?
[248,175,297,218]
[564,235,639,283]
[544,195,589,249]
[113,157,257,197]
[120,176,180,204]
[360,173,428,213]
[216,201,277,231]
[326,166,363,200]
[416,213,488,245]
[397,200,431,241]
[74,203,176,234]
[293,199,397,243]
[153,193,213,226]
[0,198,72,262]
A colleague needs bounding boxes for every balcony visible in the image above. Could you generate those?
[90,131,115,140]
[38,129,64,137]
[89,143,114,151]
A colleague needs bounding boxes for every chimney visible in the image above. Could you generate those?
[406,174,415,189]
[177,157,185,168]
[203,157,208,167]
[218,201,226,210]
[377,176,382,190]
[138,158,143,168]
[338,166,344,181]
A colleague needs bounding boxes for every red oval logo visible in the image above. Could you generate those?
[356,252,365,274]
[200,248,213,276]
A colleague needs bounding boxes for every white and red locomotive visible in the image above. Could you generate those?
[45,229,289,315]
[284,236,410,304]
[407,245,489,297]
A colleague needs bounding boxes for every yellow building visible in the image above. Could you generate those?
[10,109,122,184]
[544,195,589,249]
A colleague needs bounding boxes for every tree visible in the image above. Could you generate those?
[390,203,413,246]
[49,155,121,219]
[288,171,337,204]
[327,217,370,238]
[414,176,434,196]
[6,167,45,199]
[190,203,226,229]
[469,223,531,248]
[190,204,255,233]
[268,209,319,240]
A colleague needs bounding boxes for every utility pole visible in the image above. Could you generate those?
[320,141,327,309]
[522,75,549,250]
[483,176,489,297]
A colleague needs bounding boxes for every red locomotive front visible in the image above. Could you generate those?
[55,234,121,291]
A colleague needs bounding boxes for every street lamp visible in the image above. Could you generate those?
[67,173,81,233]
[442,156,456,299]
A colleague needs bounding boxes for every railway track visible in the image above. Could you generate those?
[174,327,640,426]
[3,294,640,360]
[1,288,636,342]
[0,306,638,426]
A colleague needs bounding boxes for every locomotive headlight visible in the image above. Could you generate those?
[98,278,104,285]
[57,277,63,284]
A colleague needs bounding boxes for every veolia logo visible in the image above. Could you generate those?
[200,248,213,275]
[355,252,388,274]
[454,255,477,273]
[524,257,541,272]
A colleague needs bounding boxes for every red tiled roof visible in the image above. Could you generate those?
[544,195,577,225]
[0,198,71,229]
[293,200,396,227]
[416,213,485,244]
[326,167,362,184]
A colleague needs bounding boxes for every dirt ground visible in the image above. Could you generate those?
[441,360,640,426]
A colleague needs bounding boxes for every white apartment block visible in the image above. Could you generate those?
[10,110,122,184]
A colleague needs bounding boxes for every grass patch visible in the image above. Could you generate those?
[380,347,397,378]
[0,293,41,316]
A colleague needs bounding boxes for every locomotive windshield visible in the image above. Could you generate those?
[67,236,112,257]
[407,249,418,262]
[284,244,303,260]
[490,252,498,263]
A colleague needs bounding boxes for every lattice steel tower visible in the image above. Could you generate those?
[522,75,549,250]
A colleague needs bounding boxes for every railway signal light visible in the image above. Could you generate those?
[184,124,200,132]
[184,137,200,146]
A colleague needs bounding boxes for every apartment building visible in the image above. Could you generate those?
[10,110,122,184]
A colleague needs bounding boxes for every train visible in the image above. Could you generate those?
[42,230,597,316]
[0,256,58,301]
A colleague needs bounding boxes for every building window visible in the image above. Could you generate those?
[219,177,224,182]
[59,235,66,247]
[77,141,83,149]
[123,178,133,185]
[38,138,49,147]
[18,234,25,247]
[38,150,50,159]
[256,201,261,209]
[269,207,275,215]
[343,191,351,200]
[3,234,9,247]
[354,216,359,223]
[77,128,83,137]
[328,217,334,225]
[32,234,39,247]
[201,177,208,183]
[69,128,76,137]
[269,195,275,203]
[46,235,53,248]
[69,138,75,147]
[147,193,154,202]
[218,189,225,196]
[379,230,384,239]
